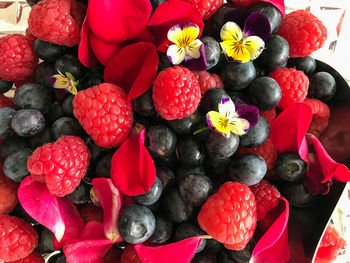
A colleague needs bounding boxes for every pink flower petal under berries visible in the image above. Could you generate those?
[78,18,98,67]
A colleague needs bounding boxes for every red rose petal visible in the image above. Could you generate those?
[148,0,204,52]
[92,178,123,243]
[18,176,84,246]
[251,197,290,263]
[87,0,152,43]
[134,236,204,263]
[262,0,285,16]
[104,42,159,102]
[270,103,313,162]
[111,129,156,196]
[78,17,98,67]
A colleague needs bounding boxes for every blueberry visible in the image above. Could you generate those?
[179,173,213,206]
[79,72,104,90]
[205,132,240,159]
[46,101,65,124]
[248,76,281,110]
[95,153,113,178]
[11,109,45,137]
[26,0,42,6]
[33,62,56,87]
[200,88,230,113]
[250,2,282,34]
[176,166,206,184]
[133,89,155,117]
[0,136,29,162]
[34,39,67,62]
[162,188,193,223]
[86,138,112,164]
[176,137,205,168]
[240,116,270,148]
[134,176,163,206]
[0,78,13,94]
[118,204,156,244]
[275,152,307,182]
[206,239,223,253]
[0,107,16,139]
[150,0,168,10]
[287,56,316,76]
[144,199,162,213]
[217,241,254,263]
[55,54,85,80]
[157,52,173,72]
[28,127,52,149]
[145,125,177,162]
[51,117,82,140]
[156,167,176,192]
[229,154,267,186]
[221,61,256,91]
[308,72,336,102]
[62,95,74,116]
[3,148,31,182]
[279,182,314,207]
[66,182,90,205]
[201,36,221,69]
[174,223,207,253]
[14,83,53,114]
[148,215,173,244]
[205,156,231,178]
[192,251,217,263]
[168,109,202,135]
[36,227,54,254]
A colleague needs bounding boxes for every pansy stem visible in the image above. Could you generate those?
[193,127,210,135]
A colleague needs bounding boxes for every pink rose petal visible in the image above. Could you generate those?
[78,17,98,67]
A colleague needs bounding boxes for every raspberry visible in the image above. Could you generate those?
[197,182,257,250]
[28,0,84,47]
[73,83,133,148]
[250,180,281,220]
[0,94,14,108]
[79,203,104,224]
[0,164,18,215]
[25,27,37,44]
[238,138,278,170]
[121,245,142,263]
[277,10,327,57]
[11,252,44,263]
[0,215,38,262]
[303,98,330,138]
[0,34,38,82]
[269,68,309,110]
[260,108,276,125]
[153,66,201,120]
[27,136,90,197]
[182,0,223,20]
[192,70,224,94]
[258,202,283,232]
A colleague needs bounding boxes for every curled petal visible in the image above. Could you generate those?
[184,39,202,60]
[167,45,186,65]
[218,97,236,119]
[206,111,231,138]
[229,118,250,135]
[243,12,271,41]
[78,17,98,67]
[220,40,251,63]
[220,21,243,41]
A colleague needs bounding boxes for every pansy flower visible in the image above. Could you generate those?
[206,98,259,137]
[48,71,78,96]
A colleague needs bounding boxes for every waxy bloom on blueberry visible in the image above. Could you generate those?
[48,71,78,95]
[206,98,259,137]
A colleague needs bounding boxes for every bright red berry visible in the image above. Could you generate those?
[303,98,330,138]
[121,245,142,263]
[260,108,276,125]
[0,34,38,82]
[0,164,18,215]
[0,94,14,108]
[192,70,224,94]
[73,83,133,148]
[198,182,257,250]
[277,10,327,57]
[269,68,309,110]
[258,202,283,232]
[79,203,104,224]
[182,0,223,20]
[0,215,38,262]
[11,252,44,263]
[27,136,90,197]
[153,66,201,120]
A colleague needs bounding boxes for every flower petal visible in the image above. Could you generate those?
[180,43,207,71]
[184,39,202,59]
[181,23,200,44]
[206,111,231,138]
[48,75,70,90]
[167,24,183,45]
[218,97,236,120]
[220,21,243,42]
[167,45,186,65]
[235,100,260,129]
[229,118,250,135]
[243,12,271,41]
[220,40,251,63]
[78,17,98,67]
[244,35,265,60]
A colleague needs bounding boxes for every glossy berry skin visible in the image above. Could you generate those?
[0,137,29,162]
[66,182,90,205]
[198,182,257,249]
[28,128,52,149]
[176,137,205,168]
[51,117,83,140]
[205,132,240,159]
[33,39,66,62]
[156,167,176,192]
[308,72,336,102]
[248,76,281,110]
[62,95,74,116]
[121,245,142,263]
[134,176,163,206]
[148,215,173,244]
[3,148,31,183]
[280,182,314,208]
[200,88,230,113]
[0,107,16,139]
[221,61,256,91]
[201,36,221,69]
[11,109,45,137]
[55,54,85,80]
[287,55,316,76]
[0,165,18,215]
[168,109,202,135]
[0,78,13,94]
[275,151,307,182]
[250,2,281,34]
[0,215,38,262]
[217,241,254,263]
[132,89,155,117]
[95,153,113,178]
[162,188,193,223]
[33,62,56,87]
[240,116,270,148]
[36,227,54,254]
[174,223,207,253]
[118,204,156,244]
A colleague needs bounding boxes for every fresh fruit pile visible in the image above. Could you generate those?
[0,0,349,262]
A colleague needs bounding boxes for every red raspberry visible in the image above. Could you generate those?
[192,70,224,94]
[101,247,123,263]
[0,94,14,108]
[11,252,44,263]
[198,182,257,250]
[303,98,330,138]
[182,0,223,20]
[260,108,276,125]
[25,27,37,44]
[258,201,283,232]
[79,203,104,224]
[228,0,259,8]
[0,164,18,215]
[0,215,38,262]
[153,66,201,120]
[121,245,142,263]
[0,34,38,82]
[250,180,281,220]
[28,0,84,47]
[27,136,90,197]
[269,68,309,110]
[238,138,278,170]
[277,10,327,57]
[73,83,133,148]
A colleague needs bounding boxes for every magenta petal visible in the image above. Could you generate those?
[134,237,203,263]
[234,99,259,129]
[92,178,123,243]
[262,0,285,16]
[243,12,271,41]
[251,197,290,263]
[180,44,208,71]
[78,17,98,67]
[18,176,84,246]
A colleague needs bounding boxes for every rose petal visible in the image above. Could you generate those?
[180,44,208,71]
[104,42,159,101]
[78,17,98,67]
[244,12,271,41]
[110,129,156,196]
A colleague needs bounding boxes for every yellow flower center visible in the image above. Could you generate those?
[178,35,192,48]
[220,116,229,127]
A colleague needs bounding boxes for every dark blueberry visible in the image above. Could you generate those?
[205,132,240,159]
[248,76,281,110]
[33,62,56,87]
[46,101,65,124]
[176,166,206,184]
[200,88,230,114]
[0,137,29,162]
[55,255,66,263]
[34,39,67,62]
[134,176,163,206]
[11,109,45,137]
[55,54,85,80]
[62,95,74,116]
[51,117,83,140]
[258,35,289,73]
[217,241,254,263]
[11,203,38,225]
[192,119,212,142]
[36,227,54,254]
[153,152,179,170]
[201,36,221,69]
[229,154,267,186]
[192,251,217,263]
[86,137,112,164]
[0,78,13,94]
[3,148,31,182]
[14,83,53,114]
[179,173,213,206]
[275,151,307,182]
[176,137,205,168]
[148,215,173,244]
[26,0,42,6]
[0,107,16,139]
[79,72,104,90]
[168,109,202,135]
[308,71,336,102]
[28,127,52,149]
[279,182,314,207]
[206,238,223,253]
[145,125,177,162]
[133,89,155,117]
[205,156,231,178]
[157,51,173,72]
[150,0,168,10]
[227,90,246,102]
[156,167,176,192]
[95,153,113,178]
[145,198,162,213]
[250,2,282,33]
[240,116,270,148]
[221,61,256,91]
[287,55,316,76]
[118,204,156,244]
[162,188,193,223]
[174,223,207,253]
